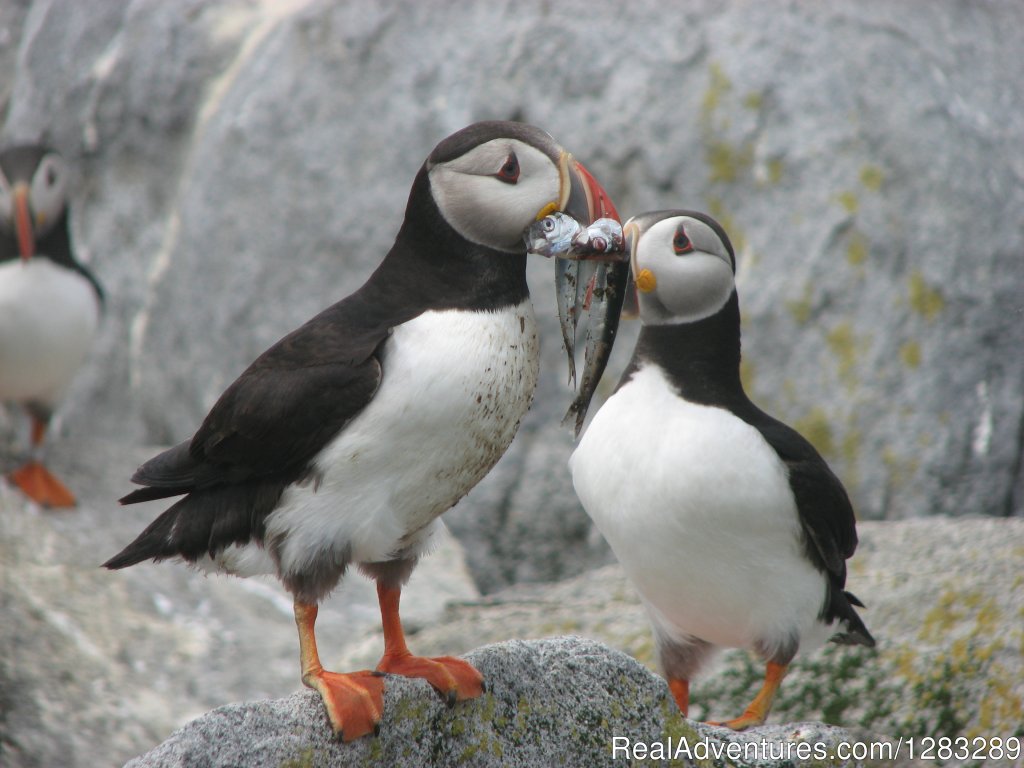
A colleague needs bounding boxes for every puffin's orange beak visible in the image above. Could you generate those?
[13,182,34,261]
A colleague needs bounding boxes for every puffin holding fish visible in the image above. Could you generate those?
[0,144,103,508]
[105,122,620,741]
[569,210,874,729]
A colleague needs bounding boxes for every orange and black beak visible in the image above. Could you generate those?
[12,181,35,261]
[561,154,620,230]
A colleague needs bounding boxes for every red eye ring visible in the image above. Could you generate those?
[496,153,520,184]
[673,226,693,255]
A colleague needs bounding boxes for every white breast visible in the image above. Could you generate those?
[0,259,99,407]
[263,301,539,579]
[570,364,830,657]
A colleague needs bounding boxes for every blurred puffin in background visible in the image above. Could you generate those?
[0,143,103,508]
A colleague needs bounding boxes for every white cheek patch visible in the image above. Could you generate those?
[656,254,735,322]
[428,140,560,252]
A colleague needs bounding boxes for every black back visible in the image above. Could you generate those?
[105,159,531,570]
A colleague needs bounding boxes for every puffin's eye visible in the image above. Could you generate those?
[495,153,520,184]
[672,225,693,255]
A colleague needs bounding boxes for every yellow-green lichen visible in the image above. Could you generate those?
[785,283,814,325]
[859,164,885,191]
[836,190,859,214]
[280,749,315,768]
[705,197,748,254]
[908,271,945,320]
[705,139,753,184]
[846,230,868,266]
[701,61,732,117]
[765,157,785,185]
[793,407,836,458]
[825,321,860,389]
[900,340,921,368]
[739,358,756,395]
[742,91,764,110]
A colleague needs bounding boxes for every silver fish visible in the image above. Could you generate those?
[555,257,579,387]
[526,212,584,258]
[569,218,625,258]
[562,258,629,436]
[527,213,625,260]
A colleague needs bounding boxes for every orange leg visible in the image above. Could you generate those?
[8,415,76,508]
[709,661,787,730]
[294,600,384,741]
[668,677,690,716]
[374,582,485,704]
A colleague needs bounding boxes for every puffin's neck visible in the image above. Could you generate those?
[366,166,529,313]
[625,291,747,407]
[0,209,103,302]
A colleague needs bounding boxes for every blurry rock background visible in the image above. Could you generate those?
[1,1,1021,766]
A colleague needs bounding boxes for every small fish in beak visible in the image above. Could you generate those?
[524,210,629,435]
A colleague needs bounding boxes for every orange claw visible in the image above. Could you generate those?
[376,651,485,704]
[304,668,385,742]
[708,661,787,730]
[375,582,485,704]
[9,460,77,508]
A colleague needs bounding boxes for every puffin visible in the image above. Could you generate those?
[569,210,874,729]
[0,144,103,508]
[104,121,619,741]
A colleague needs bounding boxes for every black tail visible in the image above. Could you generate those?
[103,480,287,570]
[827,588,876,648]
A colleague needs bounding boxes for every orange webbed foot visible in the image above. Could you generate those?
[8,460,77,508]
[376,652,485,704]
[304,668,385,742]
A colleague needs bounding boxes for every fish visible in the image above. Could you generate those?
[555,256,579,387]
[526,212,628,434]
[526,213,624,260]
[562,258,629,436]
[525,212,583,259]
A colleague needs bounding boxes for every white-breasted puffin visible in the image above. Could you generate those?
[570,210,874,729]
[0,144,103,508]
[105,122,618,741]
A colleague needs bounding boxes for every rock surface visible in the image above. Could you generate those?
[2,0,1022,597]
[2,2,1023,767]
[340,517,1024,752]
[125,637,900,768]
[0,439,478,768]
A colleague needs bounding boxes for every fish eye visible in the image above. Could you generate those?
[672,225,693,255]
[542,217,556,232]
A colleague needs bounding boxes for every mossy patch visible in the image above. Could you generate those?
[785,283,814,325]
[859,164,885,191]
[836,190,859,214]
[900,340,922,368]
[846,230,868,266]
[793,407,836,458]
[825,321,861,390]
[908,271,945,320]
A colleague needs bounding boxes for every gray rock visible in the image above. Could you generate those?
[2,0,1021,597]
[339,518,1024,757]
[124,637,896,768]
[0,438,478,768]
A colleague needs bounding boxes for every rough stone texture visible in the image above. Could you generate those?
[2,0,1021,597]
[339,518,1024,755]
[2,2,1023,766]
[125,637,901,768]
[0,440,478,768]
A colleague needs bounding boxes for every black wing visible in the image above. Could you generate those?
[747,409,874,645]
[105,298,391,569]
[749,412,857,579]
